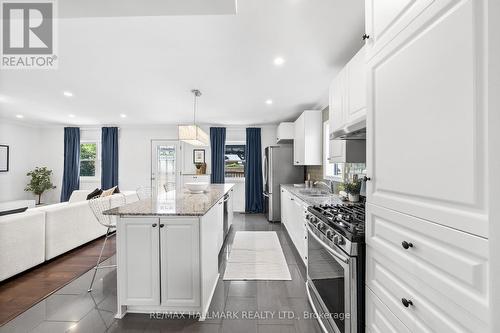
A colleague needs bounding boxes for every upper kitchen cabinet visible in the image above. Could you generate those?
[293,110,322,165]
[276,122,294,143]
[329,46,367,140]
[366,0,489,238]
[364,0,434,60]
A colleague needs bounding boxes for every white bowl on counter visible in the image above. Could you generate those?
[185,182,209,193]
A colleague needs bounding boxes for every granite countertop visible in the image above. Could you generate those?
[104,184,234,217]
[281,184,344,206]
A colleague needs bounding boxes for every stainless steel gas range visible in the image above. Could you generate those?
[305,203,365,333]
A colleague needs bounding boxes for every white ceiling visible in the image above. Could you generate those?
[0,0,364,126]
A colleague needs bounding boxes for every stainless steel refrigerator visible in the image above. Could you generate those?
[263,146,304,222]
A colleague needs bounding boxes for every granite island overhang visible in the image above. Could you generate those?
[104,183,235,320]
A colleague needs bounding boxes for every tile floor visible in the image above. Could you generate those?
[0,214,322,333]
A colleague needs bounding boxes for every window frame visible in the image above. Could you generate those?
[323,120,343,182]
[79,140,101,182]
[224,141,246,179]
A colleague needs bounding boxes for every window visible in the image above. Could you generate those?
[225,144,246,178]
[323,121,343,180]
[80,142,100,179]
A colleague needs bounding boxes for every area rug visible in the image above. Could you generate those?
[223,231,291,280]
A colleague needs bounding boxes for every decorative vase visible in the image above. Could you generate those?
[348,193,359,202]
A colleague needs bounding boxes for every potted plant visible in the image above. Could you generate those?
[343,180,361,202]
[24,167,56,205]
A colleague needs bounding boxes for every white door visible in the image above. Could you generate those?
[151,140,181,199]
[160,218,200,307]
[366,0,488,238]
[121,217,160,306]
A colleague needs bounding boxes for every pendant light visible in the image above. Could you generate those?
[178,89,209,146]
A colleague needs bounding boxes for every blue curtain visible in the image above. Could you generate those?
[210,127,226,184]
[245,128,264,213]
[60,127,80,202]
[101,127,119,189]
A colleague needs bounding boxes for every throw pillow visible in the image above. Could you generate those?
[86,188,103,200]
[100,186,117,198]
[113,186,120,194]
[0,207,28,216]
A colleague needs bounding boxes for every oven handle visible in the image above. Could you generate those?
[306,281,330,333]
[307,224,349,264]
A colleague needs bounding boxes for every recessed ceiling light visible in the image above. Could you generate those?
[265,99,273,105]
[68,114,76,118]
[63,91,73,97]
[120,114,127,118]
[273,57,285,66]
[15,114,24,119]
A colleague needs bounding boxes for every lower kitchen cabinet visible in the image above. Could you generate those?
[366,286,410,333]
[120,217,160,306]
[160,219,200,307]
[280,187,307,264]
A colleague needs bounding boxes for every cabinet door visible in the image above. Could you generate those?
[227,189,234,228]
[364,0,435,59]
[280,188,288,228]
[120,218,160,306]
[366,0,488,237]
[366,287,410,333]
[215,199,224,251]
[160,218,200,307]
[293,114,305,165]
[329,71,346,135]
[328,139,346,163]
[346,46,367,124]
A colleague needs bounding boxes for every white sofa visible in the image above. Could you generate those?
[0,210,45,281]
[0,190,138,281]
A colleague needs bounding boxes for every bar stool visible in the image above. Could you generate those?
[87,194,125,292]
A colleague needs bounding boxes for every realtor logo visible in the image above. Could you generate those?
[1,0,57,69]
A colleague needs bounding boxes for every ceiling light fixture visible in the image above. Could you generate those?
[178,89,209,146]
[120,114,127,118]
[265,99,273,105]
[15,114,24,119]
[63,91,73,97]
[273,57,285,66]
[68,114,76,118]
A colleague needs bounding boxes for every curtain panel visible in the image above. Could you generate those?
[60,127,80,202]
[210,127,226,184]
[245,127,264,213]
[101,127,119,189]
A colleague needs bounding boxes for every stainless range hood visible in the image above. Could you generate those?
[330,118,366,140]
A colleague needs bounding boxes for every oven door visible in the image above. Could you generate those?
[306,224,356,333]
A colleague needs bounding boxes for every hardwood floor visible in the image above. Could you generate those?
[0,235,116,326]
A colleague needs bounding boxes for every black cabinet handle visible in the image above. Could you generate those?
[159,224,165,228]
[401,298,413,307]
[362,34,370,40]
[152,223,157,228]
[401,241,413,250]
[363,176,371,181]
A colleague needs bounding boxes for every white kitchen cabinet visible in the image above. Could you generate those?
[119,217,160,306]
[366,287,410,333]
[227,189,234,229]
[160,218,200,307]
[280,187,307,265]
[276,122,294,143]
[328,139,366,164]
[293,110,322,165]
[328,46,367,141]
[365,0,488,238]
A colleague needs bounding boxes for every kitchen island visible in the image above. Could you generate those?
[105,184,234,320]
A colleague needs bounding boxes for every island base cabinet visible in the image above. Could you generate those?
[118,217,160,306]
[160,218,200,308]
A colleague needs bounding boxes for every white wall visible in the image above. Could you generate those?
[0,121,63,204]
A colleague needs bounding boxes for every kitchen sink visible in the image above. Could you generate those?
[299,189,330,197]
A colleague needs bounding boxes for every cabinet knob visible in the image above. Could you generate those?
[160,224,165,228]
[290,197,294,201]
[401,298,413,308]
[363,176,371,181]
[362,33,370,40]
[152,223,157,228]
[401,241,413,250]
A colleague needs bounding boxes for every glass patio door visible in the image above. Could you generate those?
[151,140,181,200]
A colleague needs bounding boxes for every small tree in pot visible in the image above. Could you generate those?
[25,167,56,205]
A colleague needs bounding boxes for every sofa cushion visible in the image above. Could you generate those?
[0,207,28,216]
[68,190,93,203]
[86,188,103,200]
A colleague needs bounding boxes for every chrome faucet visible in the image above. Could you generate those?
[313,181,334,194]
